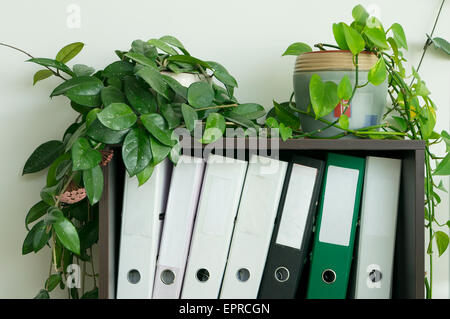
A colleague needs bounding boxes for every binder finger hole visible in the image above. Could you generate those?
[236,268,250,282]
[161,269,175,285]
[196,269,210,282]
[127,269,141,284]
[274,267,290,282]
[322,269,336,284]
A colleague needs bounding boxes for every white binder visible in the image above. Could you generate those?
[219,154,288,299]
[116,159,171,299]
[353,156,401,299]
[181,155,248,299]
[152,156,205,299]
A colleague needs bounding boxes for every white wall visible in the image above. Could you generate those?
[0,0,448,298]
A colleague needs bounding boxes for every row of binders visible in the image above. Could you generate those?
[116,152,401,299]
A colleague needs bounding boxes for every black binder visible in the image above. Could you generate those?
[258,155,325,299]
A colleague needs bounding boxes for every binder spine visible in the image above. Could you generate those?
[181,155,248,299]
[258,156,325,299]
[152,156,205,299]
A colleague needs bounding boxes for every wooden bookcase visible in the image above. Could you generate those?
[98,138,425,299]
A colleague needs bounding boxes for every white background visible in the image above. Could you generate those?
[0,0,448,298]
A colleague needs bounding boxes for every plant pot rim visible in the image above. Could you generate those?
[303,50,375,55]
[295,50,378,72]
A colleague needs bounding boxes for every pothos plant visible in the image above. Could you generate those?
[264,2,450,298]
[2,36,266,299]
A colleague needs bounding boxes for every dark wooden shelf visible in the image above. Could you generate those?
[99,138,425,299]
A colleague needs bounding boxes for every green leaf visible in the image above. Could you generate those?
[332,23,350,50]
[223,112,256,129]
[86,108,101,128]
[56,42,84,63]
[141,113,174,146]
[390,116,408,131]
[432,37,450,55]
[32,220,51,252]
[181,103,198,131]
[279,123,292,141]
[434,153,450,176]
[86,119,130,144]
[79,219,99,251]
[101,86,126,106]
[150,137,171,165]
[45,274,61,292]
[131,40,158,58]
[419,105,436,140]
[147,38,178,55]
[160,74,188,99]
[97,103,137,131]
[343,23,365,55]
[83,165,103,205]
[44,207,64,225]
[391,23,408,49]
[337,75,352,100]
[309,74,340,119]
[188,82,214,108]
[71,137,102,171]
[225,103,265,120]
[201,113,226,144]
[352,4,369,25]
[282,42,312,56]
[25,201,50,230]
[40,185,58,206]
[27,58,74,76]
[81,287,98,299]
[54,217,80,255]
[136,66,170,99]
[206,61,238,88]
[51,76,100,96]
[435,231,449,257]
[441,130,450,152]
[364,25,389,49]
[123,76,157,114]
[265,117,279,129]
[103,61,134,79]
[23,140,64,175]
[166,55,211,69]
[125,52,158,69]
[160,104,181,129]
[273,101,300,130]
[33,69,53,85]
[338,114,349,129]
[159,35,189,55]
[73,64,95,77]
[169,141,181,164]
[368,58,387,85]
[23,222,39,255]
[51,76,103,107]
[34,289,50,299]
[46,153,71,187]
[137,163,155,186]
[122,128,152,176]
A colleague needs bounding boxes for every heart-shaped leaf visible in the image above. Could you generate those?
[309,74,340,119]
[332,23,350,50]
[103,61,134,79]
[188,82,214,108]
[338,114,349,129]
[273,101,300,130]
[71,137,102,171]
[160,74,188,99]
[83,165,103,204]
[391,23,408,49]
[226,103,265,120]
[282,42,312,56]
[98,103,137,130]
[137,163,155,186]
[122,128,152,176]
[368,58,387,85]
[364,26,389,49]
[343,23,365,55]
[201,112,225,144]
[150,136,171,165]
[434,153,450,176]
[352,4,369,25]
[141,113,175,146]
[435,231,449,256]
[73,64,95,77]
[279,123,293,141]
[337,75,353,100]
[159,35,189,55]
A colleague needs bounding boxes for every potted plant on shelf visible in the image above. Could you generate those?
[1,36,266,298]
[265,3,450,298]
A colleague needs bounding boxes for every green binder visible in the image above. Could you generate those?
[306,153,365,299]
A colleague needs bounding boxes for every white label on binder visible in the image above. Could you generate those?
[276,164,317,250]
[319,165,359,246]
